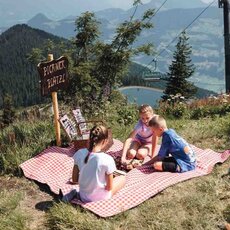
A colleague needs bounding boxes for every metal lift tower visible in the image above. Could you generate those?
[219,0,230,93]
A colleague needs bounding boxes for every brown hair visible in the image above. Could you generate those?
[84,125,108,164]
[138,104,154,114]
[149,116,167,129]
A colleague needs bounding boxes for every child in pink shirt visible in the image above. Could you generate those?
[121,104,158,168]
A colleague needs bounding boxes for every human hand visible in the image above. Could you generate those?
[121,158,131,166]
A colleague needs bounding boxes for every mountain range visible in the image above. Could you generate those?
[0,24,214,108]
[24,5,225,92]
[0,1,225,93]
[0,0,210,28]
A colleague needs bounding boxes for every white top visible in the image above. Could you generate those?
[73,148,116,202]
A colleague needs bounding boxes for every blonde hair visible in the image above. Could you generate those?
[149,116,167,129]
[138,104,154,114]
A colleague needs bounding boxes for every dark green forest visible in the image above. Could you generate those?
[0,24,65,107]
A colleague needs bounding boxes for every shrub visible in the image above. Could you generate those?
[157,94,188,119]
[158,93,230,120]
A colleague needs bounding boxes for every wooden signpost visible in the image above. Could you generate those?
[37,54,69,146]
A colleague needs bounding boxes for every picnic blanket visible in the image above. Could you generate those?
[20,139,230,217]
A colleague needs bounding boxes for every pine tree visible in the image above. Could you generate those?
[63,5,155,110]
[163,31,196,100]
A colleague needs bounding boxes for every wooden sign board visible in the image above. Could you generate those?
[59,114,78,140]
[37,56,69,96]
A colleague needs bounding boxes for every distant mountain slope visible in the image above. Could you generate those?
[0,0,112,27]
[26,6,225,92]
[0,24,65,107]
[0,0,209,27]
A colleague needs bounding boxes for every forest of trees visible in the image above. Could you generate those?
[0,24,65,108]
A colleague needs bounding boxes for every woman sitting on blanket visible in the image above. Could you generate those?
[145,116,196,172]
[121,104,158,170]
[72,125,126,202]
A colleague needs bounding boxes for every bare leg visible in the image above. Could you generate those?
[111,175,126,196]
[127,141,140,160]
[136,143,152,160]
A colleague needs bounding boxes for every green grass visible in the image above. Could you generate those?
[0,120,55,175]
[0,190,30,230]
[0,108,229,229]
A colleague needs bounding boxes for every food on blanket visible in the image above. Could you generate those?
[132,159,143,167]
[123,159,144,171]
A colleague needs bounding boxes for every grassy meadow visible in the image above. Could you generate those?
[0,99,229,230]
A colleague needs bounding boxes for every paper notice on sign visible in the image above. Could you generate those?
[59,114,77,140]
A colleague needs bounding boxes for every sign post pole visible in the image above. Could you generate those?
[48,54,61,146]
[37,54,69,146]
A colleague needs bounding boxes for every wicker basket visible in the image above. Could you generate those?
[73,128,113,152]
[73,139,90,151]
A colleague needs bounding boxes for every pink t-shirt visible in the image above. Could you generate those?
[134,120,154,143]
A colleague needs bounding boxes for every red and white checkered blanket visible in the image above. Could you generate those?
[20,139,229,217]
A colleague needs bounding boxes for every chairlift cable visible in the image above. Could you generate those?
[145,0,217,69]
[154,0,168,16]
[135,0,169,78]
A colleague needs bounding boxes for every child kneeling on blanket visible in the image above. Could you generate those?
[72,125,125,202]
[146,116,196,173]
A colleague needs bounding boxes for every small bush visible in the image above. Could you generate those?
[117,104,138,125]
[158,93,230,120]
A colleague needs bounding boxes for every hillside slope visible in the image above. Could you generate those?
[0,24,65,107]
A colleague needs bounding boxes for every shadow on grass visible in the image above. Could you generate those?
[34,180,61,200]
[35,200,55,211]
[34,181,62,212]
